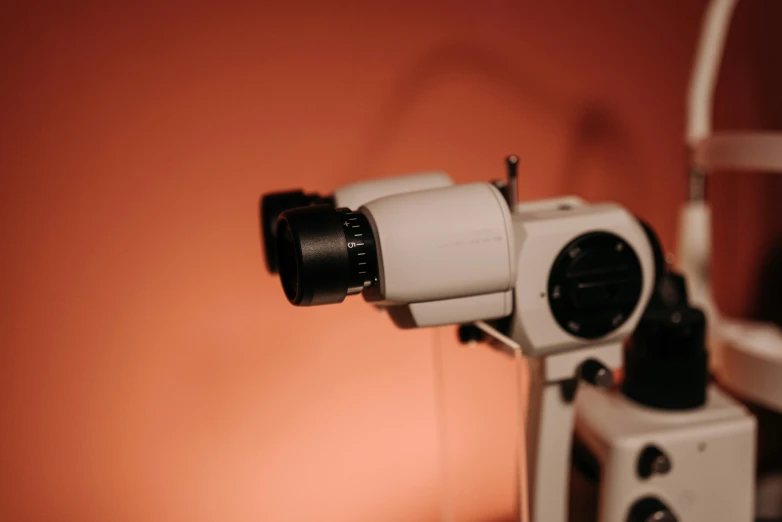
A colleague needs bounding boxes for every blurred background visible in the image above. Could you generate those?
[2,1,782,521]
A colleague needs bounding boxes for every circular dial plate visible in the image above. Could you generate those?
[548,232,643,339]
[339,209,378,295]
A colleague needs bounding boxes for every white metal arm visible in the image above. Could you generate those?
[680,0,782,338]
[687,0,782,173]
[525,344,622,522]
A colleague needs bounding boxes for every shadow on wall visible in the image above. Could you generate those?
[560,101,645,211]
[747,0,782,130]
[345,40,642,212]
[342,41,575,180]
[748,0,782,318]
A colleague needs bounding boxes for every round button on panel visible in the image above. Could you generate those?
[548,232,644,339]
[276,206,378,306]
[626,497,678,522]
[637,445,672,479]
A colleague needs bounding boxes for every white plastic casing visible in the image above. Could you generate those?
[716,320,782,413]
[676,201,719,334]
[359,183,516,327]
[677,202,782,416]
[509,198,655,357]
[574,385,756,522]
[450,196,657,522]
[332,171,453,210]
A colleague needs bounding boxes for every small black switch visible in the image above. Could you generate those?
[626,496,677,522]
[580,359,614,388]
[457,324,484,344]
[637,445,672,479]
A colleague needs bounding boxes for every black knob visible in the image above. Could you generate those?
[637,445,672,479]
[623,304,708,410]
[260,190,333,273]
[579,359,614,388]
[626,497,677,522]
[548,232,644,339]
[457,324,485,344]
[276,205,378,306]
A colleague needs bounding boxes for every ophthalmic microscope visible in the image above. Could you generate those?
[568,261,755,522]
[259,160,755,522]
[260,171,453,273]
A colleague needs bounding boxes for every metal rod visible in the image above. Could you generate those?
[506,155,519,212]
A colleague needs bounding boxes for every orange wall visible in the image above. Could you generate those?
[1,2,780,522]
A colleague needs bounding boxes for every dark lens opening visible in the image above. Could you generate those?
[278,221,300,303]
[274,204,374,307]
[260,191,305,274]
[261,190,334,274]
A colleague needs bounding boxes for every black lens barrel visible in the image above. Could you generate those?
[275,205,378,306]
[260,190,333,273]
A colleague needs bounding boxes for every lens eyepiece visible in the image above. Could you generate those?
[260,190,333,273]
[275,205,378,306]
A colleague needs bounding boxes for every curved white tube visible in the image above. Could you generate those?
[676,201,722,337]
[692,131,782,173]
[681,0,740,332]
[686,0,740,147]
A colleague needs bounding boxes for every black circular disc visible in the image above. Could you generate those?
[275,205,378,306]
[548,232,644,339]
[276,205,351,306]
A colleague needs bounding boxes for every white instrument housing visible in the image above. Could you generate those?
[574,385,756,522]
[360,189,657,522]
[269,176,672,522]
[717,320,782,413]
[333,171,453,210]
[508,197,656,357]
[359,182,516,328]
[473,197,658,522]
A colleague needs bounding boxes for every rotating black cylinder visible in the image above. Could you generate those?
[622,272,709,410]
[275,205,378,306]
[260,190,333,273]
